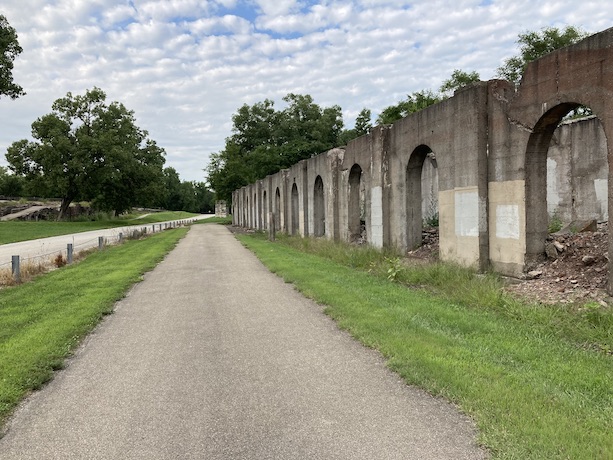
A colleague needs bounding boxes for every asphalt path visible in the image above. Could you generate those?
[0,214,212,269]
[0,224,488,459]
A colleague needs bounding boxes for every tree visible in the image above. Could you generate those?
[206,93,345,202]
[0,15,24,99]
[497,26,588,85]
[440,69,480,97]
[6,87,166,217]
[0,166,24,196]
[376,90,441,125]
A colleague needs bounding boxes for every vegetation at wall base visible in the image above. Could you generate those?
[0,228,187,429]
[237,232,613,459]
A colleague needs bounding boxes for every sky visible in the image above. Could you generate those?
[0,1,611,183]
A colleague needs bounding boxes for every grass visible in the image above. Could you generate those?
[237,232,613,460]
[0,211,197,244]
[0,227,188,428]
[195,215,233,225]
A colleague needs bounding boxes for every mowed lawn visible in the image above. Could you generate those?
[0,211,198,244]
[0,228,188,427]
[238,233,613,460]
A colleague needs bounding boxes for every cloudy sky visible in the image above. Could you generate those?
[0,1,611,183]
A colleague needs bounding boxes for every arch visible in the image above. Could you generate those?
[245,194,250,228]
[348,164,364,242]
[313,175,325,237]
[291,183,299,235]
[253,192,257,229]
[525,103,609,266]
[262,190,268,230]
[274,187,281,231]
[406,145,437,250]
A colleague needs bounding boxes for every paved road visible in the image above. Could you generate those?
[0,224,488,459]
[0,214,212,269]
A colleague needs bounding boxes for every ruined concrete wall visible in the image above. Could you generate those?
[547,117,608,223]
[231,27,613,288]
[387,82,489,268]
[338,131,374,245]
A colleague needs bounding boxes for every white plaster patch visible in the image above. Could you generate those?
[594,178,609,220]
[546,157,560,215]
[455,191,479,237]
[371,186,383,248]
[496,205,520,239]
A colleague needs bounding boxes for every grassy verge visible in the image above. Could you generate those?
[0,227,188,428]
[238,233,613,459]
[195,215,233,225]
[0,211,197,244]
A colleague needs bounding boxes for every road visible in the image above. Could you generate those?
[0,224,488,459]
[0,214,212,269]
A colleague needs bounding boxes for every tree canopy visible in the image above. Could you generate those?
[376,90,442,125]
[439,69,480,97]
[497,26,588,85]
[6,87,166,217]
[0,14,25,100]
[206,93,345,201]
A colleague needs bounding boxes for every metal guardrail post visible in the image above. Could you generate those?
[12,255,20,283]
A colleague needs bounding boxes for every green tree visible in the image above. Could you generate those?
[440,69,480,97]
[206,93,344,202]
[0,166,24,196]
[339,108,372,145]
[497,26,589,85]
[0,15,24,99]
[376,90,441,125]
[6,87,166,217]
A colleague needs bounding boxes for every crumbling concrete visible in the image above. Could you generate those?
[233,27,613,292]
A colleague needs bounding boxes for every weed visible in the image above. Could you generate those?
[548,210,563,233]
[53,254,67,268]
[384,257,405,281]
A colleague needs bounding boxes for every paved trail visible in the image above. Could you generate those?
[0,224,488,459]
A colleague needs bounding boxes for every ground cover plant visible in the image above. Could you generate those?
[0,211,196,244]
[195,215,233,225]
[237,232,613,460]
[0,227,188,428]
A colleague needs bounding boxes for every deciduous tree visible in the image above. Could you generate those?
[6,88,166,217]
[0,15,24,100]
[496,26,588,85]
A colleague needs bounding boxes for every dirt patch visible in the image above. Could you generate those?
[506,223,610,305]
[410,224,610,305]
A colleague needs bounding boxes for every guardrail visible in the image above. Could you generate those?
[2,219,197,284]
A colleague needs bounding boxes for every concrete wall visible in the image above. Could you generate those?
[232,27,613,290]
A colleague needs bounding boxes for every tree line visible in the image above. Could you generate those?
[207,26,588,202]
[0,16,214,217]
[1,14,588,209]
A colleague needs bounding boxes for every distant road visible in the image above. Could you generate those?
[0,214,213,268]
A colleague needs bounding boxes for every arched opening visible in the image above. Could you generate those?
[314,175,325,237]
[244,194,248,227]
[253,193,257,229]
[406,145,438,250]
[274,187,281,231]
[526,104,608,269]
[291,183,299,235]
[348,164,365,242]
[262,190,267,230]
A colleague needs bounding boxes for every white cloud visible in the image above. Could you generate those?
[0,0,611,182]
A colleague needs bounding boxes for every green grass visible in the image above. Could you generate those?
[195,215,232,225]
[238,233,613,460]
[0,228,188,427]
[0,211,197,244]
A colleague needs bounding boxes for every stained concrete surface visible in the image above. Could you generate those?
[0,224,488,459]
